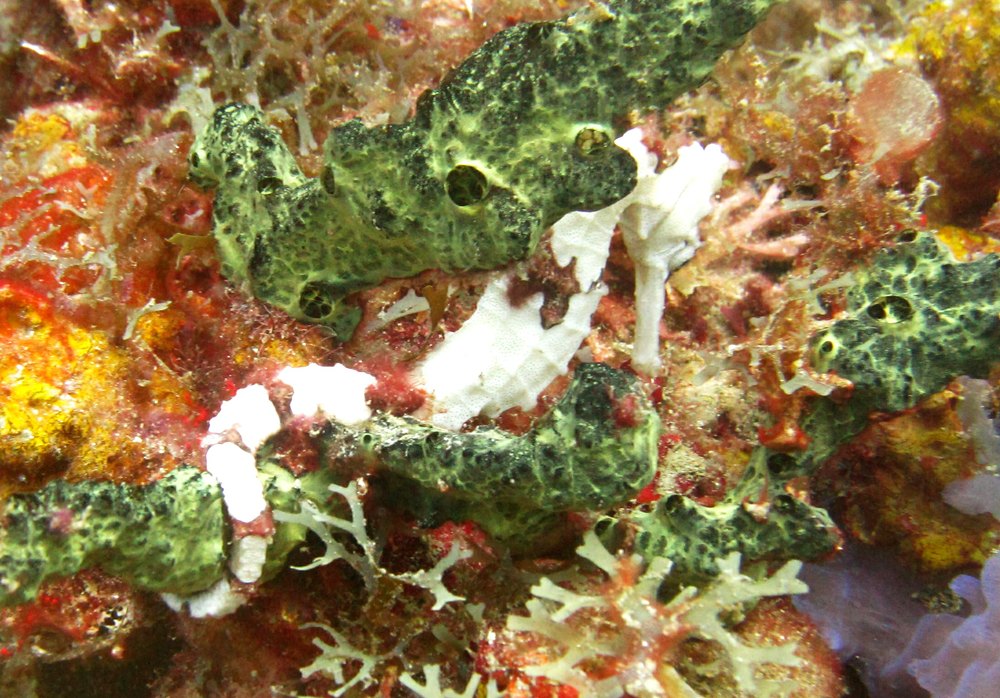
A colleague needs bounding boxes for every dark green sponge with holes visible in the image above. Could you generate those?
[811,231,1000,414]
[189,0,781,336]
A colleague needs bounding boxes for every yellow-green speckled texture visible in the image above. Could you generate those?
[189,0,780,334]
[812,231,1000,414]
[319,363,659,517]
[604,448,838,581]
[0,467,226,606]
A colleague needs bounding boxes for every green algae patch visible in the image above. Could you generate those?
[190,0,781,335]
[0,467,226,607]
[635,229,1000,582]
[300,363,661,545]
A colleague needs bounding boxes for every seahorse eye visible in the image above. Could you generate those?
[257,176,283,194]
[320,166,337,195]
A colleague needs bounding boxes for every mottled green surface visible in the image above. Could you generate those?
[353,363,659,513]
[765,230,1000,479]
[619,230,1000,580]
[190,0,779,334]
[0,467,226,607]
[0,363,657,605]
[811,231,1000,415]
[604,448,838,580]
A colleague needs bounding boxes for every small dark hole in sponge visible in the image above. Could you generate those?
[446,165,489,206]
[298,281,336,320]
[866,295,913,324]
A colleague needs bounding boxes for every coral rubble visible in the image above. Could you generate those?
[2,0,1000,695]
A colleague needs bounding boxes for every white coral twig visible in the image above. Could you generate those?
[273,479,379,589]
[396,543,473,611]
[400,664,498,698]
[300,623,386,697]
[275,479,471,609]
